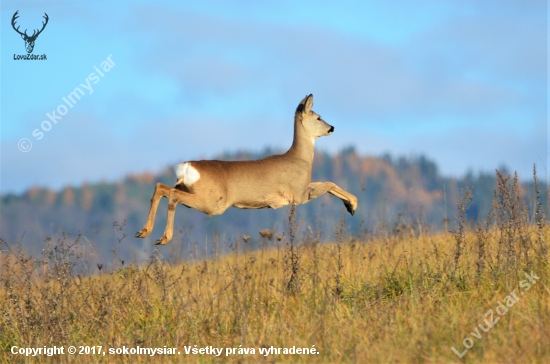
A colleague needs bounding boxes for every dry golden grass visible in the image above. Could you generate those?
[1,169,549,363]
[0,221,548,363]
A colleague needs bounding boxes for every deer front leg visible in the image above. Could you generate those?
[134,182,171,238]
[308,182,358,215]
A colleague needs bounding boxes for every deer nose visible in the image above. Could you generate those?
[328,126,334,133]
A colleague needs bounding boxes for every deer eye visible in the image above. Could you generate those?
[317,116,321,120]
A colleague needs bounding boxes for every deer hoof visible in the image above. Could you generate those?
[134,229,149,238]
[154,236,169,245]
[344,201,355,216]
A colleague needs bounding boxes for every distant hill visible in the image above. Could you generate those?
[0,147,543,263]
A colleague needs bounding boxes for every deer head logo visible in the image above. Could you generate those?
[12,11,49,54]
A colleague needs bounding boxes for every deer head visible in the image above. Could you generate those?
[12,11,49,54]
[295,94,334,139]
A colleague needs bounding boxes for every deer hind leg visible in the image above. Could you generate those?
[154,188,178,245]
[154,188,229,245]
[134,182,172,238]
[307,182,358,215]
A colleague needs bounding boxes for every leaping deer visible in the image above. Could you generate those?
[135,94,358,245]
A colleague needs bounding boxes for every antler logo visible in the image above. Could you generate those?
[12,10,49,54]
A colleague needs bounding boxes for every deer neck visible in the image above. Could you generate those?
[287,121,315,165]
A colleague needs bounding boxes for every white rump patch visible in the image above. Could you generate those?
[174,162,200,186]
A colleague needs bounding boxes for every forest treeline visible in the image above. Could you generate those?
[0,147,545,262]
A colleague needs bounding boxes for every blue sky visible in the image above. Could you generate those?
[1,0,547,194]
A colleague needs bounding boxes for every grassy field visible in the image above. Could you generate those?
[1,172,549,363]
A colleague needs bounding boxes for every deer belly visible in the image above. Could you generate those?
[233,192,293,210]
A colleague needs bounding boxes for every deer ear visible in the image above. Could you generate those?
[296,95,308,114]
[304,94,313,113]
[295,94,313,114]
